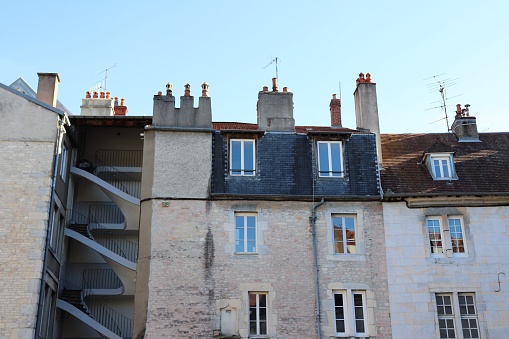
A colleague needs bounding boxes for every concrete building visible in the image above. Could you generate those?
[381,106,509,338]
[134,77,392,338]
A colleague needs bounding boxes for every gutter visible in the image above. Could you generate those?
[310,198,325,339]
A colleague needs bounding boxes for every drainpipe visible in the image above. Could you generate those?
[35,113,69,338]
[310,198,325,339]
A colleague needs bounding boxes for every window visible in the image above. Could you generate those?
[317,141,343,177]
[435,293,479,339]
[235,213,257,253]
[334,290,367,337]
[230,139,255,176]
[426,216,466,257]
[425,153,457,180]
[249,292,268,337]
[60,144,68,181]
[333,215,356,254]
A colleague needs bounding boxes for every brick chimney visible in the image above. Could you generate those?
[257,78,295,132]
[114,97,128,116]
[36,73,60,107]
[451,104,479,142]
[330,94,342,127]
[354,72,382,164]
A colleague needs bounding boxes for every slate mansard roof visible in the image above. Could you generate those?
[381,132,509,196]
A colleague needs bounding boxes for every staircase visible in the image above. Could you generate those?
[60,289,91,316]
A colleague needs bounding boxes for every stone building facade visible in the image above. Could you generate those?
[134,77,392,338]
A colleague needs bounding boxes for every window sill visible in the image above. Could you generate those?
[327,254,366,262]
[234,252,258,256]
[426,256,473,264]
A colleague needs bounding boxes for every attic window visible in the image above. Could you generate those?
[425,153,457,180]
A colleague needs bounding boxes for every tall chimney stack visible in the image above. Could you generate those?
[257,79,295,132]
[451,104,479,142]
[36,73,60,107]
[330,94,342,127]
[354,72,382,164]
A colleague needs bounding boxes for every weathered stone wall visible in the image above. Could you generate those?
[0,140,55,338]
[142,199,391,338]
[384,202,509,338]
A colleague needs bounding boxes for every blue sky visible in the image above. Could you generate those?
[2,1,508,133]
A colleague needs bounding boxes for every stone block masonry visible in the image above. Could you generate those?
[0,141,55,339]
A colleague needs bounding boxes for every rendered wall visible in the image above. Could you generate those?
[384,202,509,338]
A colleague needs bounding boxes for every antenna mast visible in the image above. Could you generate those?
[424,74,460,131]
[263,57,279,79]
[97,63,117,91]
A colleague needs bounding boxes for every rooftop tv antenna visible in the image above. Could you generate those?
[97,63,117,91]
[424,73,460,131]
[263,57,279,79]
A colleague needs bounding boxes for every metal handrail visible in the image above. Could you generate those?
[66,210,138,262]
[95,149,143,168]
[89,204,125,225]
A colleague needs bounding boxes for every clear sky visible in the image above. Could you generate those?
[2,1,508,133]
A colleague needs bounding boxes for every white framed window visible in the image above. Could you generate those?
[435,293,479,339]
[230,139,255,176]
[425,153,457,180]
[60,144,68,181]
[333,215,357,254]
[334,290,368,337]
[317,141,343,177]
[249,292,268,337]
[235,213,257,253]
[426,216,466,257]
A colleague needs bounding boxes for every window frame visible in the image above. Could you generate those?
[235,212,257,254]
[333,290,368,337]
[426,216,467,258]
[230,139,256,176]
[317,141,344,178]
[248,292,268,337]
[60,143,68,181]
[425,153,457,180]
[332,215,357,254]
[435,292,480,339]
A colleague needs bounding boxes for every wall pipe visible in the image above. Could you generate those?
[310,198,325,339]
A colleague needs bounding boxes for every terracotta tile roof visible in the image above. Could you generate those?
[381,133,509,195]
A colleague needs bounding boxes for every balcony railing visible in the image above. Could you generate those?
[95,149,143,168]
[89,204,125,225]
[66,210,138,263]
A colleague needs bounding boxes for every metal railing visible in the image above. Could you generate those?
[95,149,143,168]
[89,204,125,225]
[66,210,138,263]
[76,151,141,198]
[83,269,123,290]
[61,273,132,338]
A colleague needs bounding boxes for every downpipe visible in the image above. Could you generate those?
[310,198,325,339]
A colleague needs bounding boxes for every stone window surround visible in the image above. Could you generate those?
[224,205,269,255]
[322,282,376,338]
[325,208,366,262]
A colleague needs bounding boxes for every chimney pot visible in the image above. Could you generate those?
[330,93,342,127]
[263,86,268,92]
[283,87,288,92]
[121,98,126,106]
[86,91,91,99]
[100,91,105,99]
[106,92,111,99]
[93,91,99,98]
[166,83,173,96]
[272,78,278,92]
[114,96,119,106]
[158,91,163,96]
[201,82,209,97]
[456,104,462,117]
[184,83,191,97]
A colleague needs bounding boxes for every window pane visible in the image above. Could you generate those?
[345,217,356,254]
[334,294,345,333]
[427,219,443,254]
[449,219,465,253]
[318,143,329,176]
[333,217,344,254]
[330,143,341,177]
[231,141,241,174]
[244,141,254,174]
[434,159,442,178]
[441,159,450,178]
[353,293,365,333]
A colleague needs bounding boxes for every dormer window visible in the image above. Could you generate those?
[425,153,457,180]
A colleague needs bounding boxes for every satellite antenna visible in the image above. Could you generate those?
[97,63,117,91]
[424,73,460,131]
[263,57,279,79]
